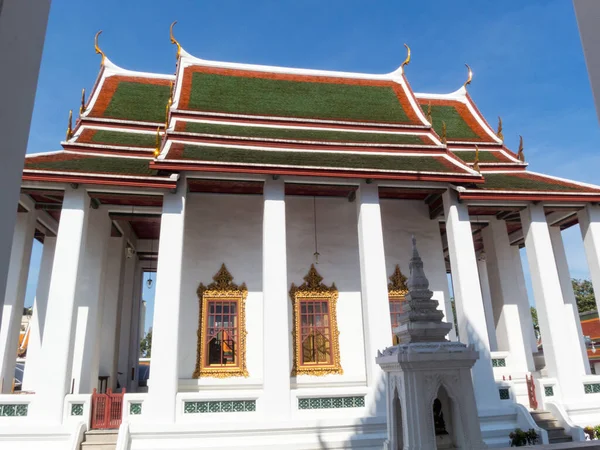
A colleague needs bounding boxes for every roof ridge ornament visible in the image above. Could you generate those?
[154,127,161,158]
[79,89,86,116]
[66,110,73,140]
[170,21,182,59]
[463,64,473,88]
[497,116,503,141]
[426,102,432,126]
[401,43,411,69]
[441,121,447,145]
[94,31,106,66]
[518,135,525,162]
[165,81,173,129]
[473,146,481,173]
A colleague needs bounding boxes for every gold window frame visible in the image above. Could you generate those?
[290,264,342,377]
[388,264,408,345]
[193,264,249,379]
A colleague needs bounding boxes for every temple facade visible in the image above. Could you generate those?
[1,28,600,449]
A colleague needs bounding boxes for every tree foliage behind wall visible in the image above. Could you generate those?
[140,328,152,358]
[572,279,596,313]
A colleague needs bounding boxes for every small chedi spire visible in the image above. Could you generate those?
[518,135,525,162]
[473,145,481,173]
[497,116,503,141]
[463,63,473,88]
[401,43,411,69]
[169,21,182,59]
[94,31,106,66]
[394,236,452,344]
[66,110,73,140]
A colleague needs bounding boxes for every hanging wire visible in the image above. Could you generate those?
[313,196,320,264]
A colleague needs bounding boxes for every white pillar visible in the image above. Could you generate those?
[442,189,501,410]
[262,178,291,419]
[549,226,590,374]
[127,263,143,392]
[145,180,187,423]
[511,246,538,355]
[520,203,587,401]
[98,236,126,387]
[477,258,498,351]
[482,219,535,372]
[579,204,600,314]
[31,187,90,423]
[70,208,112,394]
[356,181,393,416]
[117,252,136,390]
[0,0,50,325]
[22,236,56,391]
[0,209,36,392]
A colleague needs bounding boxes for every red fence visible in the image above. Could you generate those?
[526,374,538,410]
[91,388,125,429]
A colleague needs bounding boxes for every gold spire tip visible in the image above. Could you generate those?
[463,64,473,88]
[169,21,182,58]
[80,88,86,115]
[497,116,503,141]
[518,135,525,162]
[402,43,411,68]
[66,109,73,140]
[94,30,106,66]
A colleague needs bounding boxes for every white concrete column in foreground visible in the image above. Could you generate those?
[98,236,126,388]
[127,262,143,392]
[0,209,36,392]
[357,181,393,415]
[31,187,90,423]
[71,208,112,394]
[511,246,538,355]
[442,189,501,410]
[22,236,56,391]
[477,258,498,351]
[549,226,590,374]
[521,203,587,401]
[145,178,187,423]
[482,219,534,373]
[117,252,136,390]
[262,178,292,418]
[579,204,600,314]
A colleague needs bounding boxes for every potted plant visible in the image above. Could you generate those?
[509,428,539,447]
[584,426,596,440]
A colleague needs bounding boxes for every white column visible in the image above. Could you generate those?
[117,252,136,390]
[482,219,535,372]
[0,209,36,392]
[357,181,393,415]
[579,204,600,314]
[511,246,538,355]
[127,263,143,392]
[442,189,500,410]
[31,187,90,423]
[70,208,112,393]
[521,203,587,401]
[22,236,56,391]
[477,258,498,351]
[262,178,291,418]
[98,236,126,387]
[549,226,590,374]
[145,180,187,423]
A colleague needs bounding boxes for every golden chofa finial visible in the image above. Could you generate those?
[66,110,73,140]
[402,43,411,68]
[441,120,447,145]
[79,89,86,116]
[473,146,481,173]
[94,31,106,66]
[518,135,525,162]
[463,64,473,88]
[426,102,432,125]
[497,116,503,141]
[170,21,182,59]
[154,127,161,158]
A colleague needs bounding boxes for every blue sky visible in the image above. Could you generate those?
[22,0,599,330]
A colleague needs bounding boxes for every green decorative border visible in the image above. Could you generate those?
[499,388,510,400]
[298,396,365,410]
[544,386,554,397]
[0,404,28,417]
[183,400,256,414]
[70,403,84,416]
[491,358,506,368]
[584,383,600,394]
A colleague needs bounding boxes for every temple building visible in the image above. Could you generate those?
[2,26,600,449]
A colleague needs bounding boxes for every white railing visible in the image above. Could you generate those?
[514,403,549,445]
[545,401,586,442]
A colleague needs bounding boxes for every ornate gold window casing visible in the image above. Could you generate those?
[388,265,408,345]
[290,265,342,376]
[193,264,249,379]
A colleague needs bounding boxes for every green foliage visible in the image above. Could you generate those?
[91,130,156,148]
[182,145,453,172]
[26,155,157,176]
[530,307,540,340]
[140,328,152,358]
[104,82,171,123]
[419,103,480,140]
[184,121,424,145]
[509,428,538,446]
[481,174,581,192]
[188,72,411,123]
[572,278,596,313]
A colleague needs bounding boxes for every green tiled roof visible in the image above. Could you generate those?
[455,150,503,163]
[26,155,156,176]
[90,130,156,148]
[184,121,425,145]
[104,82,171,123]
[188,72,411,123]
[180,145,455,172]
[480,174,582,191]
[420,103,479,140]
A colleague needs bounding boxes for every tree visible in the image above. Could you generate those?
[572,278,596,313]
[140,328,152,358]
[530,307,540,340]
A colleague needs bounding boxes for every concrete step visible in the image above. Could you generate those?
[80,430,118,450]
[531,410,573,445]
